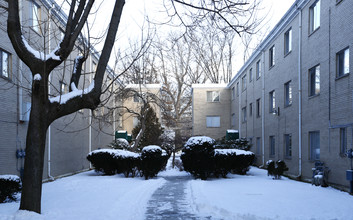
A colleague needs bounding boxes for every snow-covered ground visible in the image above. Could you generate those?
[1,161,353,220]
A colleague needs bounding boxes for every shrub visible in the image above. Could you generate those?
[231,149,255,175]
[181,136,215,180]
[214,149,237,178]
[87,149,118,175]
[140,146,168,180]
[110,138,130,150]
[216,137,251,151]
[87,149,139,176]
[0,175,22,203]
[266,160,289,179]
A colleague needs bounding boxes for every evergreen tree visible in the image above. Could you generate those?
[132,104,163,150]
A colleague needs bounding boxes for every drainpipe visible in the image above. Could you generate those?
[328,7,332,153]
[298,8,303,178]
[47,4,55,181]
[261,51,265,166]
[89,56,92,168]
[238,82,241,138]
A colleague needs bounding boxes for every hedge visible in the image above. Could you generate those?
[0,175,21,203]
[181,136,255,179]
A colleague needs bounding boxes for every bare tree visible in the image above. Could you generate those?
[6,0,125,213]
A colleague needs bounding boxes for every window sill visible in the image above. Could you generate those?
[335,73,349,81]
[336,0,343,6]
[308,93,320,99]
[308,27,320,37]
[284,51,292,58]
[285,156,292,160]
[284,103,292,108]
[0,75,12,82]
[269,65,275,71]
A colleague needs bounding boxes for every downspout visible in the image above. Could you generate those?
[298,8,303,178]
[328,7,332,153]
[18,0,23,122]
[238,82,241,138]
[47,4,55,181]
[89,56,92,168]
[261,51,265,166]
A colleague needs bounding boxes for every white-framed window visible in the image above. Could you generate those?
[284,28,292,55]
[133,116,139,128]
[249,103,253,117]
[242,74,247,91]
[256,98,261,117]
[269,90,276,113]
[309,131,320,160]
[256,137,261,155]
[60,81,68,95]
[236,82,239,97]
[231,113,236,127]
[309,65,320,96]
[309,0,320,33]
[256,60,261,79]
[249,68,253,82]
[30,0,41,33]
[340,128,347,156]
[0,49,10,79]
[269,136,275,157]
[207,91,220,102]
[269,45,275,68]
[206,116,220,128]
[284,134,292,158]
[242,106,247,123]
[284,81,292,107]
[336,47,349,77]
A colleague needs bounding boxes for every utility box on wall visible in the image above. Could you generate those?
[226,130,239,140]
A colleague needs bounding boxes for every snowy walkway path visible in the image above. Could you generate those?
[145,175,201,220]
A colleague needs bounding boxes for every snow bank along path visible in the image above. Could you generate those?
[0,171,165,220]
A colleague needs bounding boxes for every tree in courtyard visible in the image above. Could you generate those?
[132,103,163,150]
[6,0,125,213]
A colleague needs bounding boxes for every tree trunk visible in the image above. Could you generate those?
[19,81,49,213]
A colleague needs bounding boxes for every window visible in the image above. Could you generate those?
[336,47,350,77]
[309,131,320,160]
[284,134,292,158]
[206,116,220,128]
[242,107,247,123]
[269,46,275,68]
[309,0,320,33]
[284,81,292,107]
[133,93,140,103]
[256,137,261,155]
[231,87,235,100]
[236,82,239,97]
[30,1,41,33]
[231,114,236,127]
[256,98,261,117]
[60,81,67,95]
[340,128,347,156]
[207,91,220,102]
[269,90,276,113]
[309,65,320,96]
[284,28,292,55]
[242,74,247,91]
[256,60,261,79]
[249,68,253,82]
[269,136,275,157]
[133,116,139,128]
[249,103,253,117]
[0,49,10,79]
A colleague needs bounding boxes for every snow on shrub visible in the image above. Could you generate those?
[110,138,130,150]
[87,149,139,176]
[0,175,22,203]
[140,145,169,180]
[181,136,255,179]
[266,160,288,179]
[181,136,216,180]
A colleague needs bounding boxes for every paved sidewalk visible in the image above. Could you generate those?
[145,175,205,220]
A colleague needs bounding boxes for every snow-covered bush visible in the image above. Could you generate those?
[266,160,288,179]
[216,137,251,151]
[110,138,130,150]
[213,149,237,178]
[0,175,21,203]
[181,136,216,180]
[230,149,255,175]
[140,146,169,180]
[87,149,139,176]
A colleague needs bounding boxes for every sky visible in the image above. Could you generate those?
[58,0,297,75]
